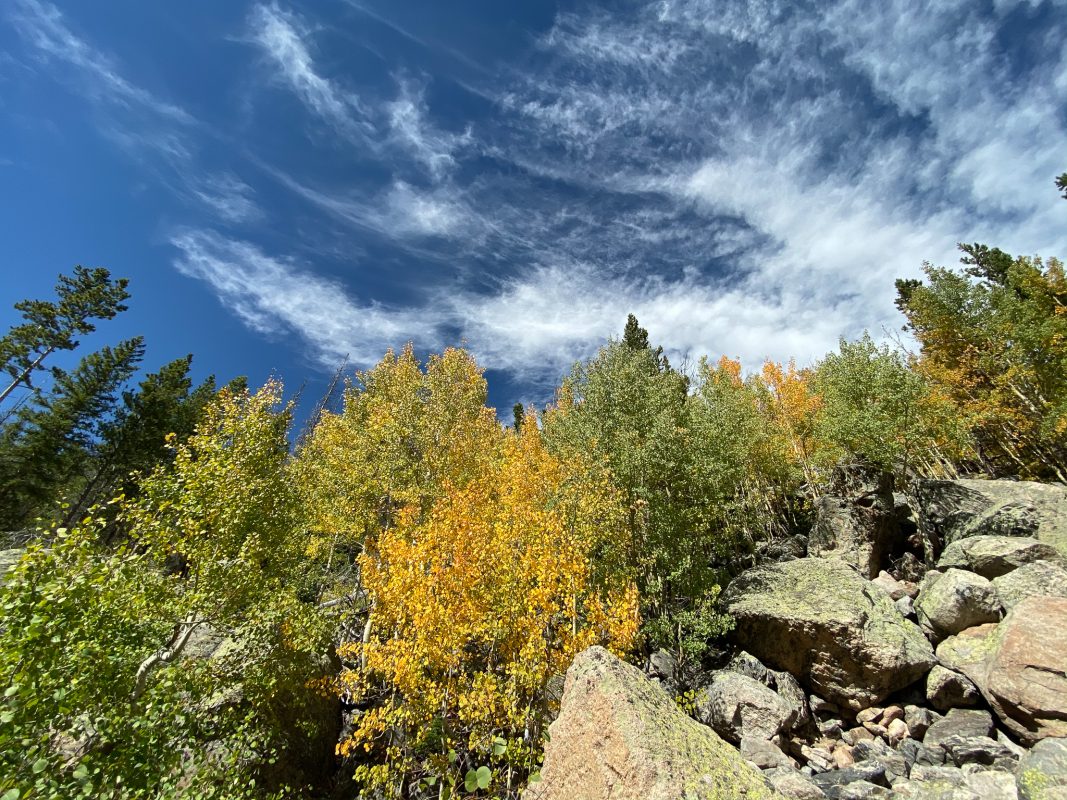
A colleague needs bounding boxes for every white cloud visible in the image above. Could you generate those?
[386,79,469,180]
[171,229,437,367]
[190,173,263,224]
[248,3,367,135]
[10,0,192,123]
[175,0,1066,400]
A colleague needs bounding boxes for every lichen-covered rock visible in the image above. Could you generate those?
[935,623,1001,687]
[912,479,1067,561]
[1017,737,1067,800]
[938,535,1063,578]
[525,646,782,800]
[808,489,896,579]
[0,547,25,587]
[722,559,935,710]
[723,652,810,732]
[926,665,980,711]
[763,767,827,800]
[983,596,1067,744]
[993,561,1067,611]
[923,708,995,749]
[915,568,1002,640]
[696,671,795,744]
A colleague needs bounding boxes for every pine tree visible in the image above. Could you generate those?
[0,338,144,529]
[0,267,130,406]
[61,356,220,525]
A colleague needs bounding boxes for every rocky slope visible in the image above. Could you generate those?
[533,478,1067,800]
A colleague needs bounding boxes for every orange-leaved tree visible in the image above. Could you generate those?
[338,416,638,798]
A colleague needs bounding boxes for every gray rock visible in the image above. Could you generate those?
[527,646,781,800]
[993,561,1067,612]
[742,736,794,769]
[722,559,936,710]
[938,535,1063,579]
[924,709,995,750]
[810,764,889,796]
[912,479,1067,562]
[898,738,947,768]
[0,547,25,586]
[963,769,1019,800]
[1016,737,1067,800]
[940,735,1017,768]
[905,705,943,741]
[915,568,1002,640]
[982,597,1067,743]
[927,665,981,711]
[695,670,795,743]
[837,782,892,799]
[897,595,916,618]
[725,651,811,731]
[764,767,828,800]
[908,763,967,786]
[809,479,896,579]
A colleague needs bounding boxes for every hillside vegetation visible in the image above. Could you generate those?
[0,214,1065,798]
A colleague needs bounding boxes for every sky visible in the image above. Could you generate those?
[1,0,1065,419]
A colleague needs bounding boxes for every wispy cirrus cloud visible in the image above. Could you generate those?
[8,0,263,224]
[9,0,192,123]
[248,3,369,137]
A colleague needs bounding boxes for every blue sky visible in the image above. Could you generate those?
[1,0,1065,418]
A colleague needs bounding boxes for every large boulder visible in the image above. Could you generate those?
[912,479,1067,562]
[1017,737,1067,800]
[721,559,935,710]
[994,561,1067,611]
[525,646,781,800]
[983,597,1067,744]
[914,568,1002,640]
[935,598,1067,744]
[695,671,794,744]
[937,535,1063,578]
[808,483,896,579]
[925,665,980,712]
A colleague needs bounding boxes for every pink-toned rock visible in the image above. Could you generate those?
[983,596,1067,744]
[881,706,904,725]
[525,646,782,800]
[886,718,910,745]
[833,746,855,769]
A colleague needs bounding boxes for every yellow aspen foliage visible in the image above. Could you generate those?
[755,359,826,491]
[294,345,501,565]
[337,421,639,797]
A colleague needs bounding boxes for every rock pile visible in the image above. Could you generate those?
[532,478,1067,800]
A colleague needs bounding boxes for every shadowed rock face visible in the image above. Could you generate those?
[525,646,782,800]
[912,479,1067,562]
[721,559,935,711]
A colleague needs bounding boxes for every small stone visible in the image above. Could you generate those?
[886,718,910,745]
[834,746,856,769]
[895,596,915,618]
[848,726,874,743]
[904,705,941,741]
[862,721,888,737]
[857,708,883,725]
[881,706,904,725]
